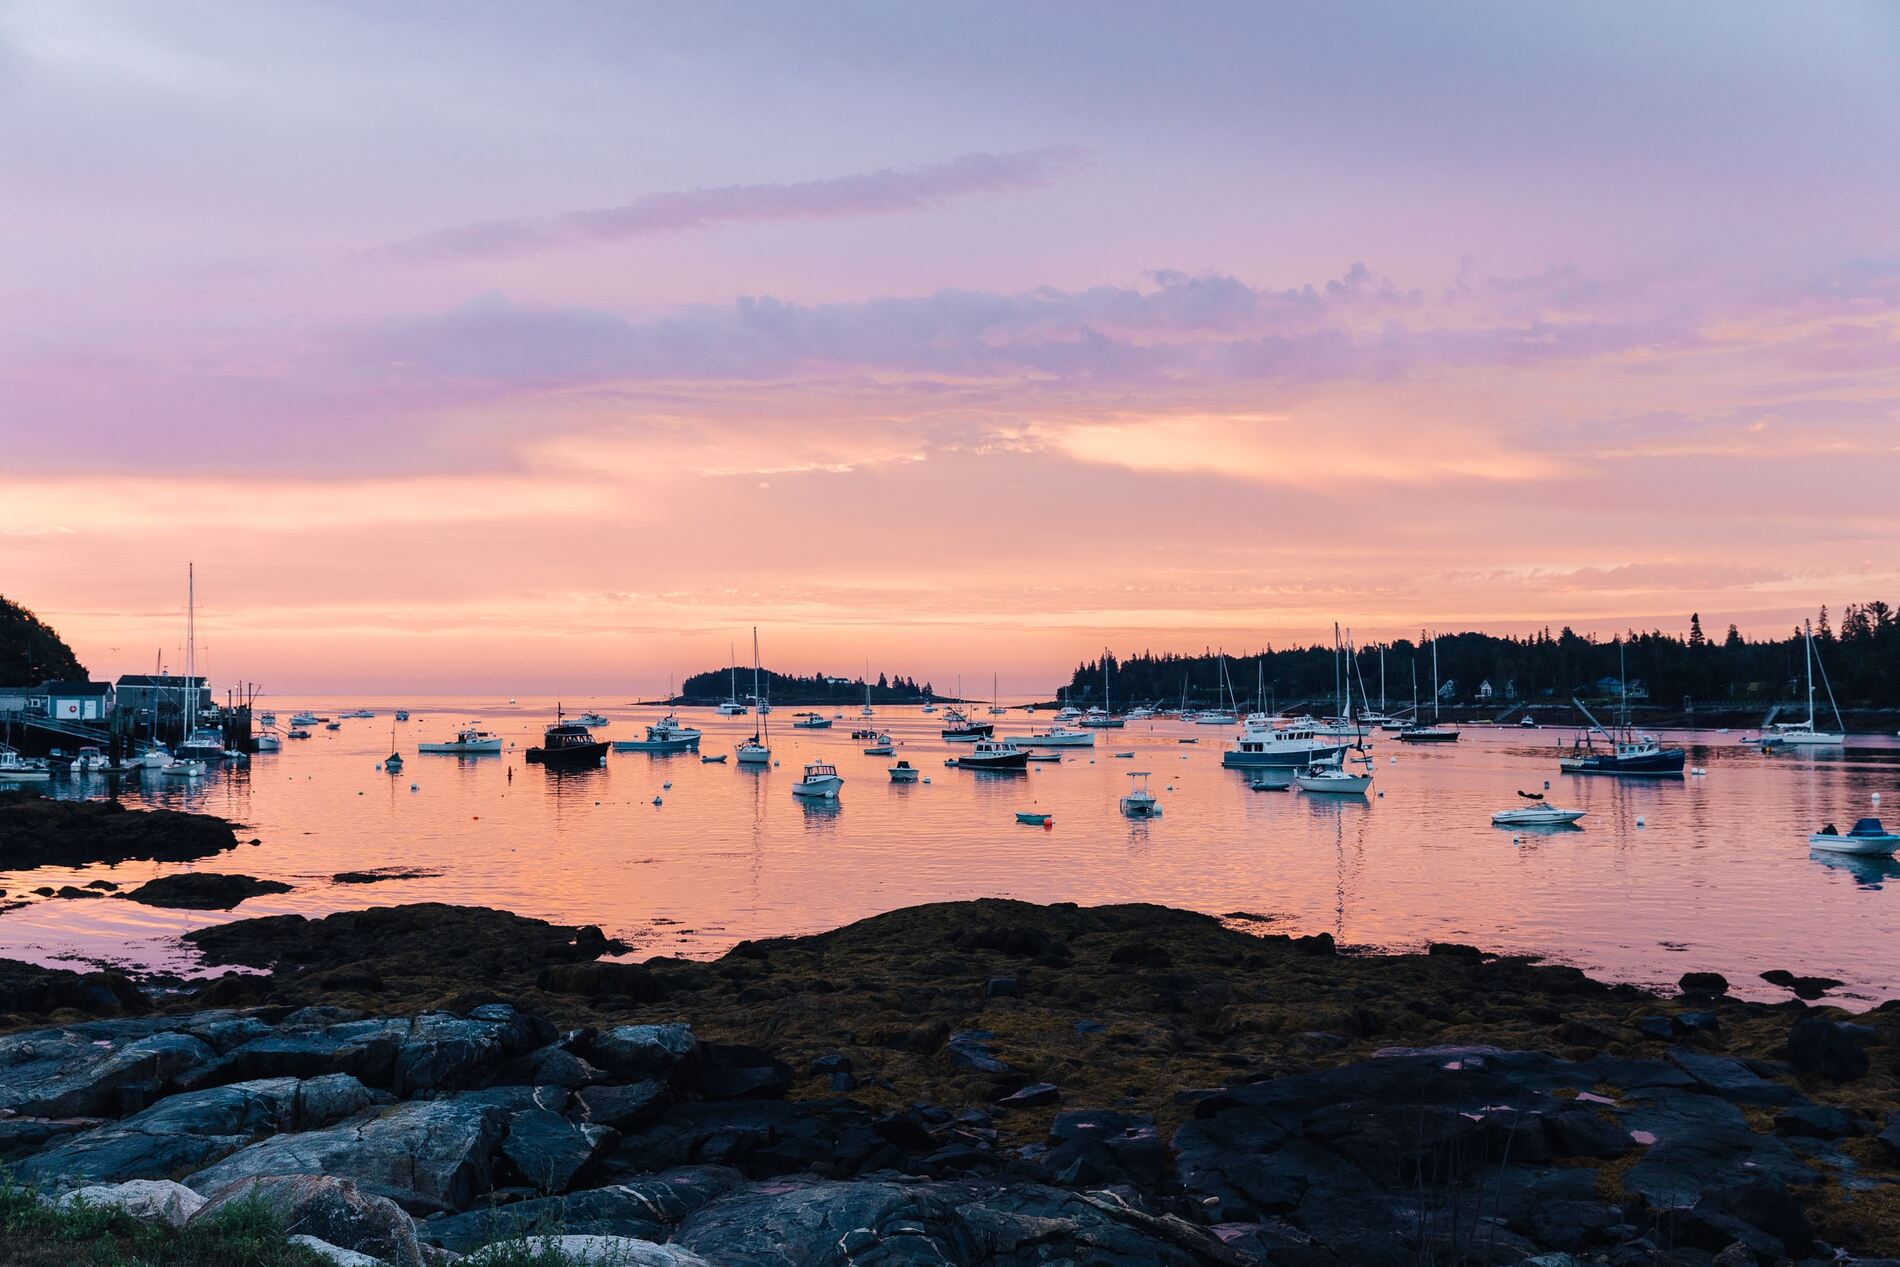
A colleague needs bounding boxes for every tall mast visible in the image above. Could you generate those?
[752,628,766,745]
[1431,630,1440,722]
[1804,620,1815,728]
[729,643,738,705]
[1380,646,1386,711]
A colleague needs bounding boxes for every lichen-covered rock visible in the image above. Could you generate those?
[466,1236,711,1266]
[197,1174,425,1267]
[589,1023,698,1082]
[420,1166,742,1252]
[0,1026,214,1118]
[53,1179,205,1227]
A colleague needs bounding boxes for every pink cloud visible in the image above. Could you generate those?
[374,148,1087,263]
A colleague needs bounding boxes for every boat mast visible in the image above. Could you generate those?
[1380,646,1386,711]
[751,628,766,746]
[1430,630,1440,722]
[1804,620,1815,730]
[729,643,738,707]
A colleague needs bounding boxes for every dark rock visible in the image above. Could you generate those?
[0,959,148,1019]
[589,1023,699,1082]
[85,880,118,891]
[193,1173,426,1267]
[1685,1176,1814,1259]
[1773,1102,1857,1139]
[1759,969,1843,1000]
[0,796,238,870]
[1679,972,1729,995]
[18,1074,379,1188]
[1676,1011,1721,1034]
[944,1030,1009,1074]
[0,1025,215,1118]
[500,1107,616,1195]
[55,886,102,899]
[1636,1014,1677,1041]
[185,1097,508,1213]
[1665,1047,1801,1105]
[606,1101,898,1180]
[420,1166,742,1252]
[198,1017,407,1087]
[699,1043,793,1101]
[536,959,672,1001]
[829,1071,858,1093]
[1786,1016,1869,1082]
[1045,1109,1167,1191]
[984,976,1020,998]
[573,1079,671,1130]
[124,873,293,910]
[1108,941,1173,968]
[1427,942,1486,959]
[671,1177,1243,1266]
[808,1052,852,1076]
[1292,932,1336,955]
[330,869,437,884]
[1074,1019,1106,1035]
[996,1082,1060,1108]
[0,1114,95,1161]
[1879,1112,1900,1163]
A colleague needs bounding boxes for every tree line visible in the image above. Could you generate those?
[1067,604,1900,710]
[678,667,939,704]
[0,596,88,688]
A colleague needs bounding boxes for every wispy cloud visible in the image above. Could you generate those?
[373,147,1087,263]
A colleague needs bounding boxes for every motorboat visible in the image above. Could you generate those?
[418,727,504,754]
[1396,723,1460,744]
[1010,727,1094,748]
[325,721,342,731]
[384,751,404,772]
[1809,818,1900,856]
[791,761,843,799]
[178,726,229,762]
[1519,716,1538,729]
[889,760,920,783]
[863,734,895,756]
[1126,705,1156,720]
[1120,771,1161,818]
[0,750,52,781]
[1052,704,1081,723]
[394,710,409,722]
[286,728,312,740]
[1077,707,1125,729]
[954,739,1028,770]
[160,758,208,778]
[259,711,277,726]
[1221,720,1347,769]
[290,711,320,727]
[1023,752,1062,762]
[1190,709,1239,726]
[1295,759,1372,795]
[253,733,282,752]
[612,715,702,753]
[69,746,110,774]
[1491,795,1586,827]
[525,713,608,769]
[942,715,994,742]
[574,712,611,727]
[921,702,938,714]
[1248,768,1293,791]
[715,699,748,716]
[792,713,833,730]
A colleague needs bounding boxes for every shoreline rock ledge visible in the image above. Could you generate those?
[0,896,1892,1261]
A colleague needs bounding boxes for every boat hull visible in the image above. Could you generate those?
[1221,743,1347,769]
[1012,732,1093,748]
[791,775,842,798]
[942,725,994,741]
[612,737,700,753]
[1296,773,1371,794]
[1396,729,1459,744]
[1492,808,1586,826]
[735,745,771,765]
[526,743,608,768]
[956,752,1029,770]
[1559,749,1686,776]
[1809,834,1900,856]
[418,741,504,754]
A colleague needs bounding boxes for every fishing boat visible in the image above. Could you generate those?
[253,732,282,752]
[0,750,52,781]
[286,728,312,740]
[290,711,319,727]
[1558,647,1684,776]
[1808,817,1900,855]
[790,761,843,799]
[177,725,229,763]
[1767,621,1845,746]
[1491,794,1585,826]
[954,739,1029,770]
[573,712,610,727]
[1221,719,1347,769]
[1013,727,1094,748]
[612,715,702,753]
[921,701,938,714]
[418,727,504,754]
[394,710,409,722]
[862,733,895,756]
[1120,771,1161,818]
[1015,811,1053,825]
[68,746,110,774]
[792,713,833,730]
[736,629,772,765]
[525,710,608,769]
[941,710,994,741]
[888,760,919,783]
[1295,760,1372,795]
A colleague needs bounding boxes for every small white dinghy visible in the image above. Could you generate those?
[1809,817,1900,856]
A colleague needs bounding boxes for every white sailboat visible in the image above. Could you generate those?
[988,673,1006,715]
[736,629,771,765]
[1769,621,1845,746]
[861,664,875,718]
[716,644,749,715]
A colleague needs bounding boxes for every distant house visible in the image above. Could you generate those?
[36,681,115,721]
[1476,679,1494,700]
[1436,679,1456,701]
[1594,676,1623,697]
[1625,679,1650,701]
[113,674,210,716]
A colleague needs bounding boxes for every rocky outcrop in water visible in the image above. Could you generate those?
[0,790,240,869]
[126,872,294,910]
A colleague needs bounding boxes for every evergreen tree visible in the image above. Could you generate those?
[0,596,87,687]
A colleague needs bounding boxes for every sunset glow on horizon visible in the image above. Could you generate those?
[4,2,1898,693]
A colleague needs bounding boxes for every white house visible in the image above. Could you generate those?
[1476,679,1494,700]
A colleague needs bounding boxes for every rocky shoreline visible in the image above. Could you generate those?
[1,895,1897,1265]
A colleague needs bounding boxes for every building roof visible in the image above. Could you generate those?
[114,674,207,687]
[39,680,114,695]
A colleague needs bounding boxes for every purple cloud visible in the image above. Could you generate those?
[375,148,1086,262]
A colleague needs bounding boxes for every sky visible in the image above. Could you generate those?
[2,1,1898,694]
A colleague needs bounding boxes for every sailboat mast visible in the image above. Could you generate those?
[752,628,765,744]
[1380,646,1386,711]
[1804,620,1816,727]
[1431,631,1440,722]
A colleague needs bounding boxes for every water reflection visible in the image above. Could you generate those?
[5,696,1898,1002]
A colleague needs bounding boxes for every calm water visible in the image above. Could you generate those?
[8,696,1900,1007]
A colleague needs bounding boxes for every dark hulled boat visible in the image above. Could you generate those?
[1558,695,1685,777]
[526,712,608,769]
